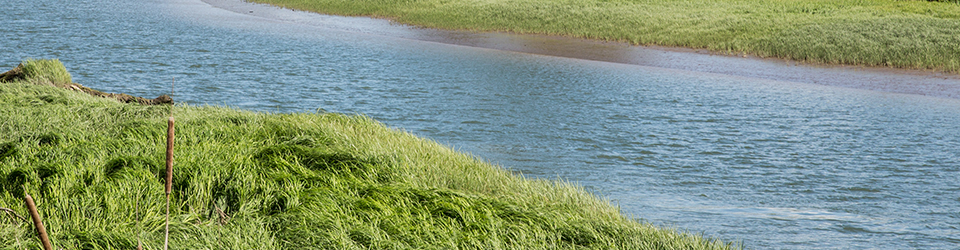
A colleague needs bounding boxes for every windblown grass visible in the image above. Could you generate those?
[249,0,960,73]
[20,59,72,87]
[0,62,737,249]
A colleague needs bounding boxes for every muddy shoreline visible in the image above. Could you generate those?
[203,0,960,99]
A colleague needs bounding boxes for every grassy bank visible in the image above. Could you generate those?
[0,60,736,249]
[249,0,960,73]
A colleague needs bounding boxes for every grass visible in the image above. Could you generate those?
[18,59,72,87]
[0,59,737,249]
[248,0,960,73]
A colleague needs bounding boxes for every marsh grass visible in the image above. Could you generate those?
[0,63,737,249]
[20,59,72,87]
[249,0,960,73]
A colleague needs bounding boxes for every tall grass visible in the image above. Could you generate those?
[249,0,960,73]
[0,62,737,249]
[20,59,73,87]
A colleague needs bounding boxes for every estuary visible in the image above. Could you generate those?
[3,0,958,248]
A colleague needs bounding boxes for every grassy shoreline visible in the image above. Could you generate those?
[248,0,960,73]
[1,60,737,248]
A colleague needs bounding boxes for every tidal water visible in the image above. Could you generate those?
[3,0,959,248]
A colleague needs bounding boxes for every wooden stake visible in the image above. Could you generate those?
[164,116,175,250]
[136,188,143,250]
[166,116,174,194]
[24,194,52,250]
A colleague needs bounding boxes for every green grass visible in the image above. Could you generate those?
[0,60,737,249]
[248,0,960,73]
[19,59,73,87]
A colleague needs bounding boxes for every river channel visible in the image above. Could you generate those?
[3,0,959,248]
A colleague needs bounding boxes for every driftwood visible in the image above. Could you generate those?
[0,63,25,82]
[0,64,172,105]
[70,83,174,105]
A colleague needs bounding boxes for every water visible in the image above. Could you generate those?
[4,0,960,248]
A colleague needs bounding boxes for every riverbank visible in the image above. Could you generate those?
[247,0,960,73]
[0,60,737,248]
[203,0,960,100]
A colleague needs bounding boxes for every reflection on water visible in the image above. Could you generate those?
[3,0,960,248]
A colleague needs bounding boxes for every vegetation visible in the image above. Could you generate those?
[249,0,960,73]
[0,59,73,87]
[0,60,736,249]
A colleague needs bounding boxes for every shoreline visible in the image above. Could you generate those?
[0,62,737,249]
[202,0,960,99]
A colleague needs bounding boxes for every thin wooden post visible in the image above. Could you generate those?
[166,117,174,193]
[136,187,143,250]
[24,194,52,250]
[164,116,174,250]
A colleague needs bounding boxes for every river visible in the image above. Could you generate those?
[3,0,959,248]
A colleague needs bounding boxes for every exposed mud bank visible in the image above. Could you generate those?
[201,0,960,99]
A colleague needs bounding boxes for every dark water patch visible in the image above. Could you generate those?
[837,225,875,234]
[839,187,882,193]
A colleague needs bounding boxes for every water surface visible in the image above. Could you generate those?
[3,0,959,248]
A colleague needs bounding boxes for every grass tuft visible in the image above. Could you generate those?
[21,59,73,87]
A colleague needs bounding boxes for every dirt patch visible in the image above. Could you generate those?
[1,63,173,105]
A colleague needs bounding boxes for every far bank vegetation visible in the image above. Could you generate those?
[251,0,960,73]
